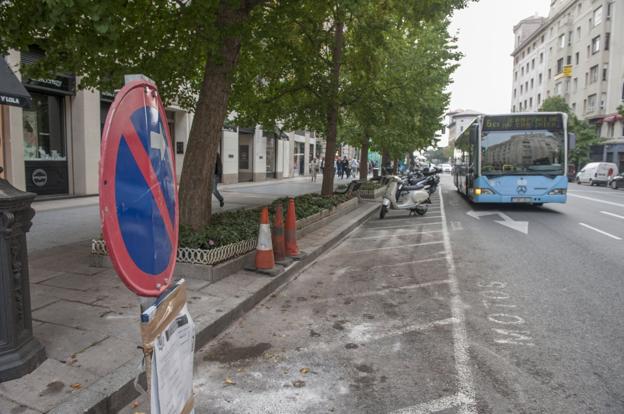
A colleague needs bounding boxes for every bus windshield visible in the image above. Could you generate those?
[480,128,565,176]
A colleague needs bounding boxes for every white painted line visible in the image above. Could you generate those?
[365,222,442,231]
[349,230,443,241]
[569,193,624,208]
[439,186,477,413]
[600,211,624,220]
[348,317,458,343]
[326,241,444,256]
[311,280,451,303]
[371,257,446,269]
[390,394,467,414]
[579,223,622,240]
[368,215,442,224]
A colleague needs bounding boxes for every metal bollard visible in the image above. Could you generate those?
[0,167,46,382]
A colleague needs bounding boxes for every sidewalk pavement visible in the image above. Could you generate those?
[0,195,377,414]
[27,175,356,253]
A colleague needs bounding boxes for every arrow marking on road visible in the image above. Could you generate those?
[466,210,528,234]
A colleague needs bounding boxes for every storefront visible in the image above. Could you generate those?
[22,76,75,195]
[0,57,32,180]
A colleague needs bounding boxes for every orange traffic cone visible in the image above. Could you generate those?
[285,197,305,260]
[272,204,292,266]
[253,207,279,275]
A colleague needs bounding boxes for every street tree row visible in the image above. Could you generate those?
[0,0,470,230]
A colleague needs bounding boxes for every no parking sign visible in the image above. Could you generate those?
[99,79,178,297]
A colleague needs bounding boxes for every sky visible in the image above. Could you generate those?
[438,0,551,146]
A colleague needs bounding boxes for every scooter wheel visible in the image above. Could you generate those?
[415,205,428,216]
[380,205,388,219]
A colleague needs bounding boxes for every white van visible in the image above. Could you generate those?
[576,162,619,186]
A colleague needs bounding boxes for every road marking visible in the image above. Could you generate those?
[389,394,469,414]
[368,215,443,224]
[370,257,446,269]
[327,241,443,256]
[466,210,528,234]
[365,222,442,231]
[349,230,443,241]
[348,317,458,343]
[569,193,624,208]
[600,211,624,220]
[579,222,622,240]
[439,187,477,413]
[309,280,451,304]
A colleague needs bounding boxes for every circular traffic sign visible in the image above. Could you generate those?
[100,80,178,297]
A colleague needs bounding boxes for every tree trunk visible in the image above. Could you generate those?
[392,159,399,175]
[359,130,369,181]
[321,19,344,196]
[381,147,390,175]
[178,1,257,230]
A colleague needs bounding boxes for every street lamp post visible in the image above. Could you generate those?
[0,166,46,381]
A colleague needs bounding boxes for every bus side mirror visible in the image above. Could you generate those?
[568,132,576,150]
[470,124,479,147]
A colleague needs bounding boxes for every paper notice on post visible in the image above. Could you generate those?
[152,303,195,414]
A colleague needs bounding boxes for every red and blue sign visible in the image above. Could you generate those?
[100,80,178,297]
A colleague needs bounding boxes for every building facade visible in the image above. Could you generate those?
[511,0,624,169]
[0,50,325,197]
[447,109,483,144]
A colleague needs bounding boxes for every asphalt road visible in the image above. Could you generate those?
[191,175,624,413]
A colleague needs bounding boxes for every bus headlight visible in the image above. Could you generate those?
[548,188,567,195]
[474,188,494,195]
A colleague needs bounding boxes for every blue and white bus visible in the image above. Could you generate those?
[454,112,570,205]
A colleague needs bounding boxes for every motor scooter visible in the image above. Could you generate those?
[380,176,431,219]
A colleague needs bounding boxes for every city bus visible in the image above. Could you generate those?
[453,112,571,205]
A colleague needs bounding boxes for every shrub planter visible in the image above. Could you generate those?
[91,197,360,283]
[358,185,387,199]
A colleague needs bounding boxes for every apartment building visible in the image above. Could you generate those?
[511,0,624,168]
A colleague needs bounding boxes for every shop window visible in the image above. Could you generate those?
[23,92,65,161]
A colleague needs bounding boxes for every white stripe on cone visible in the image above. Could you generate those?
[257,223,273,251]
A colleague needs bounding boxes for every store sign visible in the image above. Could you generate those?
[483,114,564,131]
[562,65,573,77]
[31,168,48,187]
[25,75,76,95]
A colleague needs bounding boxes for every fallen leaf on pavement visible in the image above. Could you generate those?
[292,380,306,388]
[299,368,310,374]
[131,401,140,408]
[70,383,81,390]
[224,378,236,385]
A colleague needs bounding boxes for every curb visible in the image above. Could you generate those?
[50,201,379,414]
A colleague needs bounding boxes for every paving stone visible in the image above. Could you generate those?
[187,292,227,325]
[30,283,103,310]
[39,273,100,292]
[200,277,258,299]
[72,336,141,377]
[183,277,211,292]
[0,359,97,413]
[0,396,43,414]
[34,323,108,362]
[32,300,141,342]
[28,267,65,284]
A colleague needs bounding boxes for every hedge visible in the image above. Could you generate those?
[179,193,353,250]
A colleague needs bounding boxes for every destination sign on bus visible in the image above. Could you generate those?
[483,114,563,131]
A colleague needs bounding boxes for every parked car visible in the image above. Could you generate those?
[576,162,619,186]
[608,172,624,189]
[440,163,452,173]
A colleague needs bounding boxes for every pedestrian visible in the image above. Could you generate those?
[310,158,318,182]
[213,152,225,207]
[336,156,343,178]
[350,158,359,179]
[343,156,350,179]
[320,157,325,174]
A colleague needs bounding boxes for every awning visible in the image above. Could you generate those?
[0,58,31,108]
[603,114,624,123]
